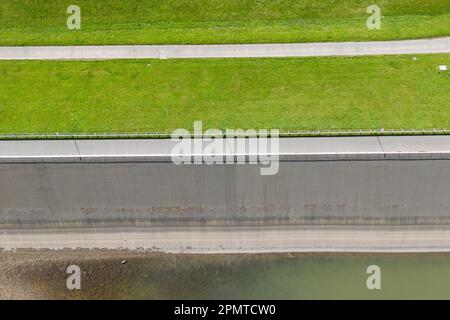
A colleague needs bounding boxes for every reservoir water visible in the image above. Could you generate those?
[2,251,450,299]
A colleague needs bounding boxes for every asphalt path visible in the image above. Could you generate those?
[0,37,449,60]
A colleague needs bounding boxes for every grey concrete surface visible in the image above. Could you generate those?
[0,37,449,60]
[1,136,450,229]
[2,160,450,228]
[2,225,450,253]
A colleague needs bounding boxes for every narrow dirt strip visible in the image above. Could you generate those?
[2,225,450,253]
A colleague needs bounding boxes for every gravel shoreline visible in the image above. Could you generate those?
[0,249,165,299]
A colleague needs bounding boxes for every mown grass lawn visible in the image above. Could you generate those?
[0,54,449,134]
[0,0,450,45]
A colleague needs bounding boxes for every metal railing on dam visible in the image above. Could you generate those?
[1,136,450,229]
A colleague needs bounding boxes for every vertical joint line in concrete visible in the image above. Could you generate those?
[376,136,386,159]
[73,140,82,161]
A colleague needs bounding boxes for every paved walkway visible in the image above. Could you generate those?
[0,37,449,60]
[2,136,450,162]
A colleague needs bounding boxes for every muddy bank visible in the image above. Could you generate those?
[2,250,450,299]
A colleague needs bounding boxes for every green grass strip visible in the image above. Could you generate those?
[1,54,450,135]
[0,0,450,45]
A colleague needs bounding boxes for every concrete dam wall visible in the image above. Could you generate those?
[1,136,450,228]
